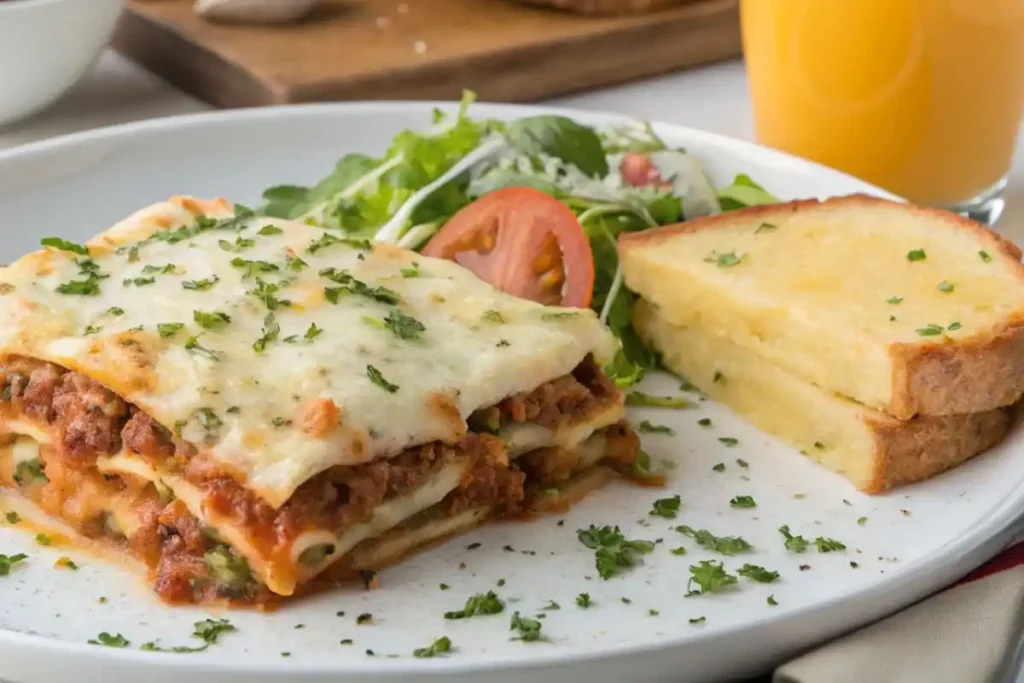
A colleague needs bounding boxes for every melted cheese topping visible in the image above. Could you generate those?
[0,197,618,507]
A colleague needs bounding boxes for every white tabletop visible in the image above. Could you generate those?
[3,51,1024,243]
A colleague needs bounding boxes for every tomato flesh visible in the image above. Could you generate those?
[421,187,595,309]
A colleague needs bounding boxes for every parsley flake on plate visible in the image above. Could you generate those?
[509,612,544,642]
[41,237,89,255]
[737,564,779,583]
[444,591,505,619]
[0,553,27,576]
[704,250,744,268]
[88,632,130,648]
[650,494,681,518]
[413,636,452,658]
[636,420,675,435]
[625,391,691,408]
[576,525,655,579]
[676,525,752,555]
[815,537,847,553]
[729,495,756,509]
[686,560,737,596]
[779,525,809,553]
[575,593,592,608]
[366,364,399,393]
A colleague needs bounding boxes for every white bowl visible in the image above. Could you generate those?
[0,0,125,128]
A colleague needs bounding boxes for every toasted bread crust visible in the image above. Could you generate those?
[512,0,689,14]
[634,298,1012,493]
[620,194,1024,418]
[865,407,1011,493]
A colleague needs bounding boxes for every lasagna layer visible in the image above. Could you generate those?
[0,355,639,605]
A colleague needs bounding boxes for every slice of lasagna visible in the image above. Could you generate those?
[0,197,640,605]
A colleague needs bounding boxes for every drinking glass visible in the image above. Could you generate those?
[741,0,1024,225]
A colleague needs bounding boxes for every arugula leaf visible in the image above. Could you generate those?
[576,524,654,579]
[507,115,609,177]
[717,174,778,211]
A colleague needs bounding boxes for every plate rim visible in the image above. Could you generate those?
[1,99,1018,679]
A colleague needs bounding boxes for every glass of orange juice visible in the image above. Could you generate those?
[741,0,1024,225]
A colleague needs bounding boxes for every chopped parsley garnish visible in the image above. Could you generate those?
[195,407,222,432]
[755,222,776,234]
[35,533,51,546]
[540,311,578,320]
[320,268,400,305]
[712,463,725,472]
[193,618,235,644]
[366,364,399,393]
[401,263,421,278]
[650,495,681,519]
[686,560,737,596]
[56,274,102,296]
[307,233,371,254]
[886,296,903,304]
[271,417,291,428]
[444,591,505,619]
[857,516,868,526]
[576,525,655,579]
[907,249,926,262]
[439,583,450,590]
[157,323,185,338]
[509,612,544,642]
[413,636,452,658]
[637,420,675,435]
[356,613,373,625]
[671,546,687,555]
[41,237,89,255]
[182,275,219,291]
[258,225,283,235]
[383,309,425,341]
[193,310,231,330]
[718,437,739,447]
[141,263,178,275]
[575,593,592,608]
[13,459,47,486]
[230,257,280,280]
[979,250,992,263]
[815,537,847,553]
[675,525,752,555]
[340,639,353,645]
[285,322,323,344]
[648,609,659,616]
[218,236,256,252]
[123,276,156,287]
[767,595,778,606]
[814,441,825,450]
[253,313,280,353]
[738,564,779,583]
[713,371,725,383]
[625,391,690,408]
[729,495,756,509]
[540,600,561,611]
[4,511,18,524]
[0,552,28,576]
[184,335,222,361]
[689,616,706,624]
[948,321,962,330]
[88,632,129,648]
[736,458,749,468]
[779,525,809,553]
[285,254,307,272]
[83,325,102,336]
[916,323,944,337]
[482,309,505,323]
[937,280,955,293]
[704,250,744,268]
[698,418,712,427]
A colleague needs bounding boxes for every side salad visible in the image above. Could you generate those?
[258,91,776,387]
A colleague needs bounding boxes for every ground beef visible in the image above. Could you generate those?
[517,445,580,486]
[21,362,64,423]
[51,373,127,467]
[122,409,176,459]
[498,356,616,429]
[448,433,524,515]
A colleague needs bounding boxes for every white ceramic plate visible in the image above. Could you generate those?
[0,103,1022,683]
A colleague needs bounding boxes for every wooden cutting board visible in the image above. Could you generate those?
[113,0,741,109]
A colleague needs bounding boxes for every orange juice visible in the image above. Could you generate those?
[741,0,1024,206]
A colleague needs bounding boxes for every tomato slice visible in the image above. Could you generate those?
[421,187,595,308]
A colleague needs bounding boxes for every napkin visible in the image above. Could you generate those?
[773,541,1024,683]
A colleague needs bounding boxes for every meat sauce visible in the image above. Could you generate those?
[0,354,638,605]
